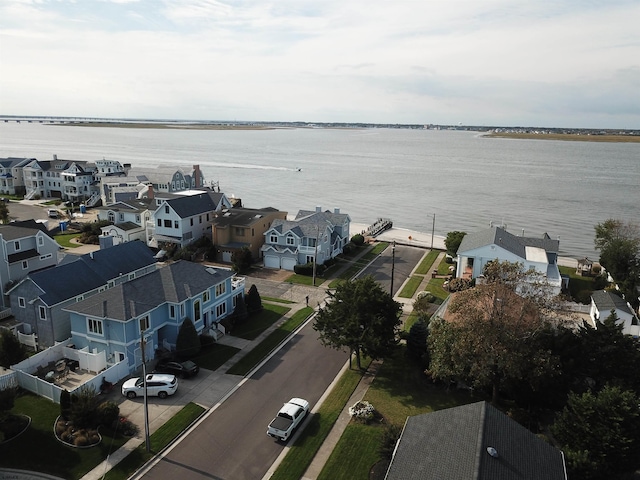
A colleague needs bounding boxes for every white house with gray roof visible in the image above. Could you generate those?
[7,241,157,347]
[590,290,639,337]
[455,226,563,295]
[261,207,350,270]
[65,260,243,372]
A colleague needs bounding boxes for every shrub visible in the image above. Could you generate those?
[246,284,263,313]
[176,317,201,359]
[351,234,365,246]
[200,334,216,348]
[448,277,473,292]
[96,401,119,427]
[74,434,89,447]
[379,424,403,460]
[60,389,72,419]
[70,385,99,429]
[348,400,376,423]
[342,243,355,255]
[293,262,326,276]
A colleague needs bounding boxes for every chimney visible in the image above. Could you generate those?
[193,165,201,188]
[102,300,108,318]
[334,207,340,214]
[147,184,154,199]
[53,154,57,161]
[129,300,136,317]
[316,206,322,213]
[90,251,94,260]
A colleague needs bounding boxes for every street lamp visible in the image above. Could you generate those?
[431,214,436,250]
[390,241,396,296]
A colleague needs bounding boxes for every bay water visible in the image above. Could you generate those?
[1,122,638,259]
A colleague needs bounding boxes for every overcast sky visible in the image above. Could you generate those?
[1,0,639,128]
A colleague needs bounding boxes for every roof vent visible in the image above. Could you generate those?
[487,446,499,458]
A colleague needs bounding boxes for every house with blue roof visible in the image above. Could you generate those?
[455,226,563,295]
[261,207,350,270]
[7,241,157,347]
[65,260,243,372]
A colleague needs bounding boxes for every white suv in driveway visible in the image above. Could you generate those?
[121,373,178,399]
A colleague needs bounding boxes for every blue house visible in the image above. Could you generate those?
[65,261,244,372]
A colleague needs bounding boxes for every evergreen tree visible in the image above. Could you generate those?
[176,317,200,359]
[0,329,27,368]
[245,284,263,314]
[406,319,429,368]
[231,247,253,274]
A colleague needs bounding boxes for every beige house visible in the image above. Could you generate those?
[212,207,287,262]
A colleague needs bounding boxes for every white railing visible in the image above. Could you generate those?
[85,192,101,207]
[0,371,18,390]
[24,187,38,200]
[0,308,12,320]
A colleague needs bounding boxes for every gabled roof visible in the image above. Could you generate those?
[65,260,234,320]
[164,191,228,218]
[591,290,634,316]
[0,222,52,241]
[21,241,156,306]
[96,199,154,214]
[268,209,349,239]
[385,401,566,480]
[457,227,559,259]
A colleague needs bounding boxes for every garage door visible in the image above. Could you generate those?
[282,257,297,271]
[264,255,280,269]
[222,251,232,263]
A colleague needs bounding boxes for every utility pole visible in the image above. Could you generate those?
[390,241,396,296]
[312,225,319,287]
[141,331,150,452]
[431,213,436,250]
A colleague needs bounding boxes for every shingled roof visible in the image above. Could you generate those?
[591,290,635,316]
[385,401,566,480]
[458,226,559,258]
[166,191,227,218]
[65,260,234,320]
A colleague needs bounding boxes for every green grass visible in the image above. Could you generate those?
[327,243,390,288]
[437,257,453,275]
[425,278,449,301]
[318,424,384,480]
[270,360,372,480]
[284,274,321,286]
[54,232,82,248]
[102,403,205,480]
[191,343,241,371]
[559,265,596,301]
[403,310,420,331]
[231,304,291,340]
[226,307,314,376]
[316,348,479,480]
[398,275,423,298]
[0,392,131,479]
[414,250,440,275]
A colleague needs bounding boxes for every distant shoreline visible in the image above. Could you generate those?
[484,132,640,143]
[50,122,279,130]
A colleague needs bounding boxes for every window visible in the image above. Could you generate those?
[128,273,135,280]
[180,303,185,317]
[38,236,44,246]
[157,218,161,227]
[233,295,238,307]
[119,213,124,221]
[165,205,170,214]
[88,318,103,335]
[190,218,194,226]
[286,236,295,245]
[14,241,20,250]
[164,219,172,228]
[18,297,25,308]
[216,303,226,318]
[203,290,210,303]
[215,283,226,297]
[169,305,176,318]
[139,315,150,332]
[40,253,52,260]
[270,235,278,243]
[136,215,141,223]
[174,220,179,229]
[22,260,28,270]
[199,215,202,224]
[39,306,46,320]
[194,300,201,322]
[235,227,245,236]
[75,295,84,302]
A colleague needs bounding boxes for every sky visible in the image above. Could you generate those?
[1,0,639,128]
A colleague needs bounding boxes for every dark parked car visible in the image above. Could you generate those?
[154,359,199,378]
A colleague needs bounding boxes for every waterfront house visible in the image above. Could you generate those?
[212,206,287,262]
[7,241,157,348]
[65,260,244,372]
[455,225,563,295]
[149,190,232,249]
[590,290,639,337]
[261,207,350,270]
[96,198,156,246]
[0,221,60,308]
[384,401,567,480]
[0,157,31,196]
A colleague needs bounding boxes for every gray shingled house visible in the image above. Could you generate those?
[7,241,157,348]
[385,401,567,480]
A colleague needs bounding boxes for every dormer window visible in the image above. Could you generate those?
[286,236,295,245]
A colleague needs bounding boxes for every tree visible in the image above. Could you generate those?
[245,284,263,314]
[0,329,27,368]
[351,233,365,246]
[551,385,640,480]
[176,317,200,359]
[0,202,9,224]
[231,246,253,274]
[444,231,466,255]
[406,319,429,368]
[427,276,557,404]
[0,387,17,423]
[232,294,248,325]
[313,275,402,370]
[594,219,640,306]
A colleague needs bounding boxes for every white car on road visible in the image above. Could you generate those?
[122,373,178,399]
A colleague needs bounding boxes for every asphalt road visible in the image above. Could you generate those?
[6,201,53,224]
[140,321,349,480]
[359,243,427,296]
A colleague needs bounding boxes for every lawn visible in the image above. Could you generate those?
[226,307,314,376]
[54,232,82,248]
[559,265,596,303]
[191,343,240,371]
[317,347,479,480]
[0,392,131,479]
[398,275,423,298]
[231,303,291,340]
[414,250,440,275]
